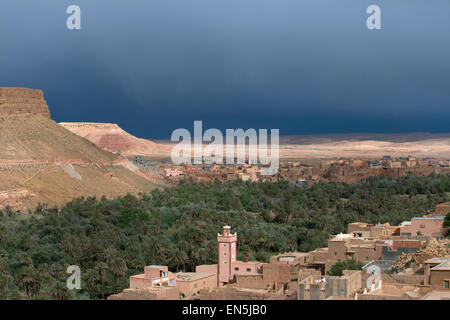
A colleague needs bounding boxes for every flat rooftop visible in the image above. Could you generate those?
[276,252,311,257]
[421,290,450,300]
[175,272,215,281]
[146,265,165,268]
[433,260,450,271]
[412,216,444,220]
[424,257,450,264]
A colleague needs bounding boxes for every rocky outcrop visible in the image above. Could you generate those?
[0,188,35,209]
[60,122,171,157]
[0,88,50,118]
[392,239,450,272]
[0,88,162,210]
[435,202,450,216]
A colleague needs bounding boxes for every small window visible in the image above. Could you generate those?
[246,268,251,272]
[420,224,425,228]
[234,267,239,271]
[223,252,226,256]
[444,280,449,289]
[224,261,227,264]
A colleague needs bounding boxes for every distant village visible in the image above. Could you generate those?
[130,155,450,185]
[109,202,450,300]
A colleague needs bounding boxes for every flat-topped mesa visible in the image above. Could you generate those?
[60,122,121,130]
[0,87,51,119]
[60,122,172,156]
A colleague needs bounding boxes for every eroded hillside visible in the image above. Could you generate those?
[0,87,160,210]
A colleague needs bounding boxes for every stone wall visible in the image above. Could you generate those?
[383,273,424,285]
[0,88,50,118]
[234,274,264,289]
[199,287,282,300]
[108,286,180,300]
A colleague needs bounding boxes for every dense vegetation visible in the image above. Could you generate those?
[0,174,449,299]
[327,259,365,277]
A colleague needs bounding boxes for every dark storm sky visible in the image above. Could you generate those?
[1,0,449,139]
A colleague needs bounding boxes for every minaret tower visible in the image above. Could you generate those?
[217,225,237,286]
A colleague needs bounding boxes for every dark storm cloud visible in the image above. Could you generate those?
[1,0,449,138]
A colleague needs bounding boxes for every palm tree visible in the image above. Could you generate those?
[50,281,72,300]
[166,248,188,272]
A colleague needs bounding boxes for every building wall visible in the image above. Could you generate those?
[430,270,450,291]
[262,263,291,290]
[196,264,217,275]
[270,253,313,265]
[371,227,387,238]
[130,266,173,289]
[231,261,259,275]
[311,249,329,263]
[328,240,348,262]
[348,223,372,235]
[234,263,291,291]
[144,266,168,279]
[353,247,376,263]
[130,276,153,289]
[381,246,419,262]
[343,270,362,296]
[109,286,181,300]
[298,282,325,300]
[325,270,361,298]
[400,218,444,237]
[298,271,361,300]
[235,274,264,289]
[392,239,422,250]
[298,269,322,282]
[176,274,217,298]
[199,287,281,300]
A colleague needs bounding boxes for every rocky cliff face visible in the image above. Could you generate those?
[0,87,51,118]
